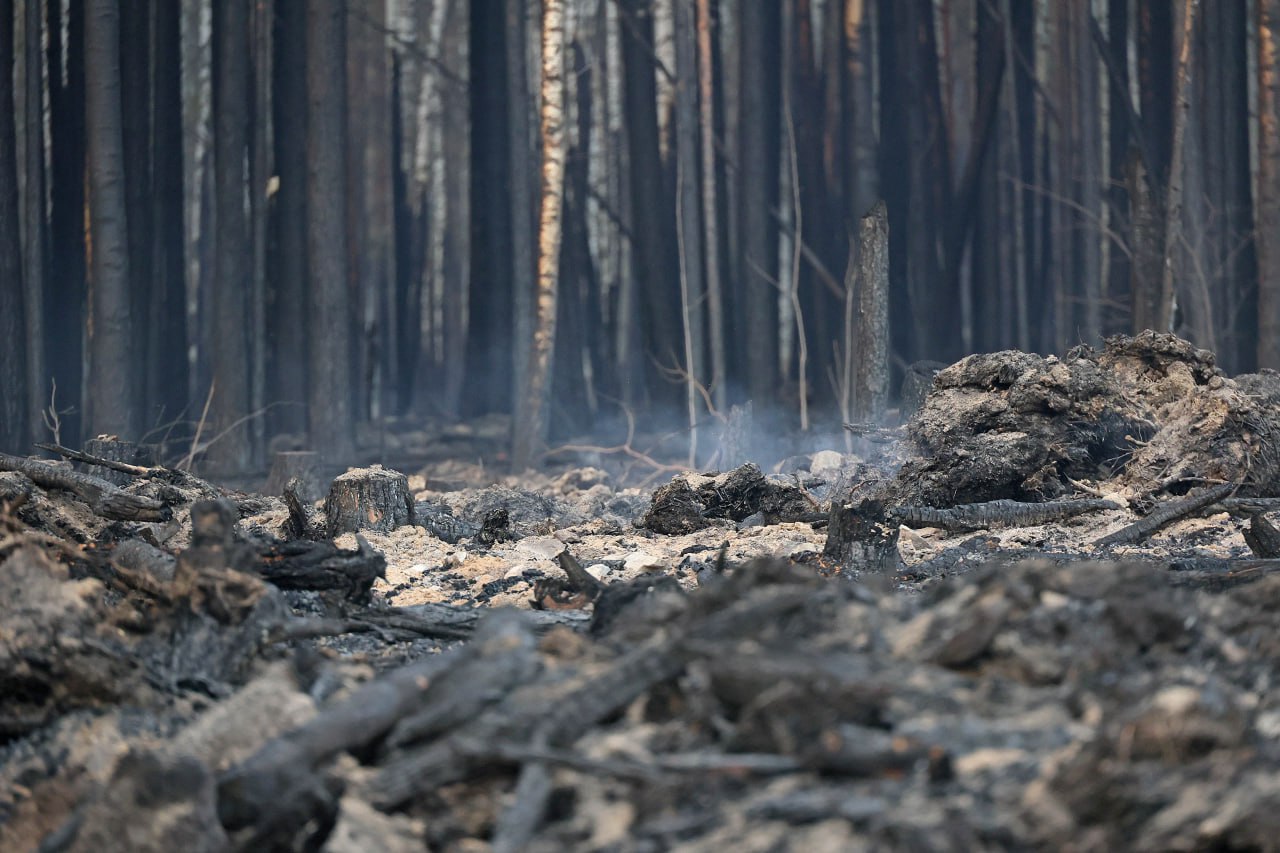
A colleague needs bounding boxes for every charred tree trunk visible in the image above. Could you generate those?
[306,0,354,463]
[1133,0,1172,332]
[149,0,189,440]
[1105,0,1132,337]
[843,0,878,226]
[209,0,253,472]
[739,0,782,405]
[270,0,308,436]
[512,0,567,472]
[620,0,679,410]
[1260,0,1280,369]
[85,0,138,440]
[1159,0,1200,336]
[697,0,726,412]
[465,0,513,417]
[21,0,46,448]
[507,0,537,419]
[46,0,86,446]
[120,0,153,426]
[674,0,707,457]
[0,0,27,453]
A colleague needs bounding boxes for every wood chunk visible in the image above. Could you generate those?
[324,465,414,536]
[892,498,1119,532]
[1092,482,1236,548]
[1244,512,1280,558]
[0,452,171,522]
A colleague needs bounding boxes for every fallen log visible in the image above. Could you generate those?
[0,453,171,522]
[1092,482,1236,548]
[892,498,1120,531]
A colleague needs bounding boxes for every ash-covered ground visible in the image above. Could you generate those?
[2,332,1279,851]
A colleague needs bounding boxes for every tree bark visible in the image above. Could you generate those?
[1259,0,1280,368]
[306,0,354,463]
[507,0,536,419]
[85,0,138,440]
[512,0,567,472]
[209,0,253,472]
[853,202,889,421]
[0,0,28,452]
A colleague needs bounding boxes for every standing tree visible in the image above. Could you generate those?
[674,0,707,457]
[22,0,47,447]
[512,0,567,471]
[0,0,28,452]
[1260,0,1280,369]
[85,0,138,440]
[306,0,354,463]
[209,0,253,471]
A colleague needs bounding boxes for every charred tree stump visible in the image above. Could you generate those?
[81,437,156,486]
[1244,512,1280,558]
[823,498,901,573]
[324,465,414,537]
[264,450,321,501]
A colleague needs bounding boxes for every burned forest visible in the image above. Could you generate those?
[3,1,1280,851]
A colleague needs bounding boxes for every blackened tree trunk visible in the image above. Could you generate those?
[270,0,308,435]
[85,0,138,440]
[1105,0,1132,337]
[148,0,189,437]
[465,0,513,416]
[22,0,46,447]
[620,0,679,409]
[843,0,878,226]
[306,0,354,463]
[1133,0,1172,332]
[739,0,782,404]
[674,0,706,456]
[119,0,153,425]
[697,0,726,412]
[47,0,86,445]
[507,0,536,417]
[0,0,28,452]
[1259,0,1280,369]
[209,0,253,472]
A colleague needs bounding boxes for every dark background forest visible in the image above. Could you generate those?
[1,0,1278,476]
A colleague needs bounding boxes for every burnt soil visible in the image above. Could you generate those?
[2,333,1279,852]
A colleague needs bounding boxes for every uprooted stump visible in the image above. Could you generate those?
[325,465,414,537]
[894,332,1280,507]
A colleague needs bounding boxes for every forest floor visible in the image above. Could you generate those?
[2,332,1279,851]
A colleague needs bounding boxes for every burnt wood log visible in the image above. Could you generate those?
[0,452,171,522]
[892,498,1120,531]
[283,478,326,540]
[216,610,537,832]
[823,498,901,572]
[255,536,385,602]
[413,500,479,543]
[1092,482,1236,548]
[324,465,414,536]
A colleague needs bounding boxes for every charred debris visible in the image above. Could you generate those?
[3,333,1280,851]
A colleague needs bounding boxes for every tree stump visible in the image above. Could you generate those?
[823,498,901,573]
[264,451,322,501]
[82,437,156,486]
[325,465,414,536]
